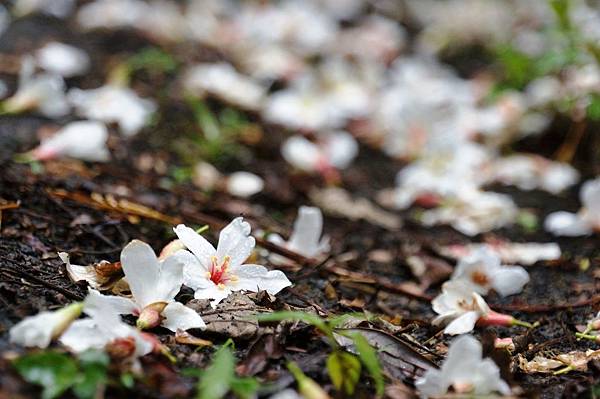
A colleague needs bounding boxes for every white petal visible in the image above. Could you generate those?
[443,335,483,371]
[415,369,447,398]
[120,240,160,308]
[491,266,530,296]
[216,217,255,267]
[281,136,322,172]
[324,131,358,169]
[544,211,592,236]
[194,283,232,308]
[226,172,264,198]
[288,206,328,257]
[84,288,138,318]
[59,319,109,352]
[473,359,511,395]
[155,254,185,304]
[581,178,600,216]
[176,250,212,290]
[161,302,206,331]
[444,311,480,335]
[233,264,292,295]
[173,224,215,268]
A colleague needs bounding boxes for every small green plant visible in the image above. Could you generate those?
[256,311,385,397]
[185,340,259,399]
[13,350,110,399]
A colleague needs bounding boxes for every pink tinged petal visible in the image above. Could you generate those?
[233,264,292,295]
[491,266,530,297]
[120,240,161,308]
[544,211,592,236]
[194,283,232,308]
[444,311,480,335]
[161,302,206,331]
[59,319,110,353]
[173,224,216,268]
[216,217,255,267]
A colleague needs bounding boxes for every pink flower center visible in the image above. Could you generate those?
[209,255,232,285]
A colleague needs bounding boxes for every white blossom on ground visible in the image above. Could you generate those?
[84,240,205,331]
[174,218,292,308]
[226,171,264,198]
[68,85,156,136]
[35,42,90,77]
[269,206,329,259]
[420,189,518,236]
[490,154,579,194]
[545,177,600,236]
[14,0,75,18]
[3,56,69,118]
[416,335,511,398]
[431,280,491,335]
[59,289,153,360]
[9,302,83,348]
[439,241,561,266]
[30,121,110,162]
[281,132,358,176]
[183,63,266,110]
[451,248,530,296]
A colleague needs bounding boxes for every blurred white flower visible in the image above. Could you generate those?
[86,240,205,331]
[192,161,222,192]
[490,154,579,194]
[77,0,148,30]
[335,15,405,62]
[269,206,330,259]
[174,218,292,307]
[14,0,75,18]
[432,280,490,335]
[35,42,90,78]
[545,178,600,236]
[281,132,358,176]
[0,5,9,36]
[68,85,156,136]
[184,63,266,110]
[3,57,69,118]
[59,289,153,360]
[9,302,83,348]
[421,189,518,236]
[451,248,530,296]
[439,241,561,266]
[416,335,511,398]
[226,171,264,198]
[393,142,490,209]
[30,121,110,162]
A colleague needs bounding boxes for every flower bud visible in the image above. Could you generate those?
[136,302,167,330]
[158,239,186,260]
[106,337,136,360]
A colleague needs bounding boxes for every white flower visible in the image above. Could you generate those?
[432,280,490,335]
[0,5,9,37]
[84,240,205,331]
[68,85,156,136]
[281,132,358,174]
[3,56,69,118]
[421,189,518,236]
[269,206,329,259]
[451,248,529,297]
[545,178,600,236]
[30,121,110,162]
[174,218,292,308]
[416,335,511,398]
[76,0,148,30]
[490,154,579,194]
[226,171,264,198]
[9,302,83,348]
[183,63,266,110]
[35,42,90,77]
[14,0,75,18]
[59,289,153,359]
[439,241,561,266]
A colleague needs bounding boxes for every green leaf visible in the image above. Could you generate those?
[120,373,135,389]
[197,346,235,399]
[351,333,385,397]
[326,351,361,395]
[128,47,177,74]
[230,377,260,399]
[14,352,79,399]
[73,350,109,399]
[255,311,330,335]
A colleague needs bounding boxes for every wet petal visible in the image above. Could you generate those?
[173,224,215,268]
[215,217,255,267]
[233,264,292,295]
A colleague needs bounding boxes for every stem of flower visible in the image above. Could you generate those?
[553,365,574,375]
[511,318,536,329]
[575,332,600,342]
